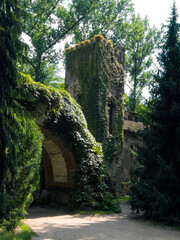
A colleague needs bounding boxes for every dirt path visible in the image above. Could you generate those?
[25,204,180,240]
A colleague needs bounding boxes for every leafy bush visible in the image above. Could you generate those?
[0,105,43,231]
[0,223,35,240]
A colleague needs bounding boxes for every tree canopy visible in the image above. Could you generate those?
[18,0,160,112]
[123,15,160,111]
[71,1,160,112]
[19,0,100,82]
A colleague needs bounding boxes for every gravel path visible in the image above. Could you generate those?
[25,204,180,240]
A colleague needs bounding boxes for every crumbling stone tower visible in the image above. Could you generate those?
[65,35,125,193]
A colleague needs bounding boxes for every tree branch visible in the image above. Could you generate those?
[45,0,99,52]
[21,54,35,69]
[30,0,61,32]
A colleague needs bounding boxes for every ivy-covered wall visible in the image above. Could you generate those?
[19,73,120,211]
[65,35,125,193]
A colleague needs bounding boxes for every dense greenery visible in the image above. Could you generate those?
[17,0,160,111]
[71,1,160,111]
[1,0,179,232]
[123,15,160,111]
[0,223,36,240]
[20,74,120,212]
[0,103,43,231]
[0,0,43,231]
[0,1,122,230]
[15,0,161,111]
[66,35,124,161]
[0,0,21,190]
[130,3,180,225]
[19,0,100,83]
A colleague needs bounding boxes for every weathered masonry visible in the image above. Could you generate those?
[20,75,110,207]
[65,35,125,193]
[122,111,144,193]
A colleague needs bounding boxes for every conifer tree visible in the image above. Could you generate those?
[0,0,21,194]
[0,3,44,230]
[131,2,180,224]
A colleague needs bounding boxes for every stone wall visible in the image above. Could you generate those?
[122,111,144,193]
[65,35,125,194]
[65,35,125,144]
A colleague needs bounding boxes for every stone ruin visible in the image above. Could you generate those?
[22,35,142,203]
[65,35,126,193]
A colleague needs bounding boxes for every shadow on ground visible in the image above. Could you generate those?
[25,204,180,240]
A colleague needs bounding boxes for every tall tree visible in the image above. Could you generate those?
[20,0,100,83]
[130,2,180,224]
[122,15,159,111]
[71,0,133,42]
[0,0,21,191]
[0,2,43,229]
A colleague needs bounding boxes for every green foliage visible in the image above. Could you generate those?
[0,105,43,231]
[130,3,180,225]
[123,15,160,111]
[0,1,36,231]
[72,1,160,112]
[0,0,22,190]
[0,223,36,240]
[66,35,124,162]
[19,0,99,82]
[19,73,119,212]
[0,71,43,230]
[72,0,133,42]
[117,195,130,204]
[124,93,151,123]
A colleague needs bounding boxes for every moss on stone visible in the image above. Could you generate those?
[65,35,124,162]
[19,73,120,211]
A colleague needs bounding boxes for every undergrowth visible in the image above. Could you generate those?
[0,223,36,240]
[78,210,118,215]
[117,195,130,204]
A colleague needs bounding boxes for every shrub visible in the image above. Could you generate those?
[0,106,43,230]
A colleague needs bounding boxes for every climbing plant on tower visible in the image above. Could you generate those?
[130,2,180,224]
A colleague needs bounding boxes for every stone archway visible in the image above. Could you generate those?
[43,140,68,185]
[41,129,76,189]
[20,70,116,210]
[37,128,76,205]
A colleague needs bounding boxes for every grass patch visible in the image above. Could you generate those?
[78,210,116,215]
[0,223,36,240]
[117,195,130,204]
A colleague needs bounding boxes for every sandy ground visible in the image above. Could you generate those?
[25,204,180,240]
